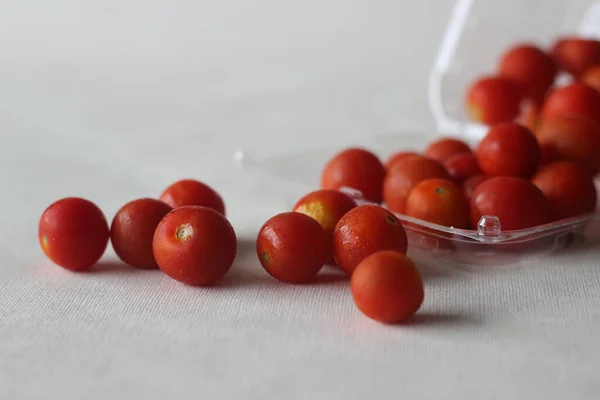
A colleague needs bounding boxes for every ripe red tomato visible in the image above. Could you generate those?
[332,205,408,275]
[470,177,550,230]
[443,152,482,183]
[159,179,225,215]
[536,115,600,175]
[153,206,237,286]
[476,122,540,178]
[551,37,600,77]
[351,251,424,324]
[385,151,419,171]
[383,155,450,213]
[293,189,357,265]
[532,161,597,221]
[39,198,109,271]
[540,82,600,124]
[321,148,386,203]
[424,137,471,163]
[498,44,557,104]
[462,175,489,203]
[256,212,327,283]
[405,178,469,228]
[580,65,600,93]
[110,198,173,269]
[465,76,522,125]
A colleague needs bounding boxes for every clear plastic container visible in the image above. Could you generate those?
[237,0,600,267]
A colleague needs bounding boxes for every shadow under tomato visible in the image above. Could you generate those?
[86,259,155,275]
[397,311,482,328]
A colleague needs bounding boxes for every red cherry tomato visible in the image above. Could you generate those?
[39,197,109,271]
[536,115,600,175]
[580,65,600,94]
[332,205,408,275]
[405,178,469,228]
[153,206,237,286]
[443,152,482,183]
[383,155,450,213]
[551,37,600,77]
[385,151,419,171]
[498,44,557,104]
[532,161,597,221]
[321,148,385,203]
[351,251,424,324]
[540,82,600,124]
[110,198,173,269]
[256,212,327,283]
[462,175,489,203]
[292,189,357,265]
[465,76,522,125]
[424,137,471,163]
[470,177,550,230]
[159,179,225,215]
[476,123,540,178]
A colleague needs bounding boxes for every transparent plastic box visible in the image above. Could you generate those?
[238,0,600,267]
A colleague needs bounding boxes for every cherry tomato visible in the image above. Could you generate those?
[498,44,557,104]
[532,161,597,221]
[256,212,327,283]
[39,197,109,271]
[580,65,600,93]
[536,115,600,175]
[110,198,173,269]
[443,152,482,183]
[159,179,225,215]
[462,175,489,203]
[293,189,357,265]
[551,37,600,77]
[383,155,450,213]
[321,148,385,203]
[153,206,237,286]
[476,122,540,178]
[465,76,522,125]
[470,177,549,230]
[332,205,408,275]
[424,137,471,163]
[351,251,424,324]
[540,82,600,124]
[385,151,419,171]
[405,178,469,228]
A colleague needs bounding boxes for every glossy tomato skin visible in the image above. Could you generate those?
[405,178,469,228]
[462,175,489,203]
[498,44,557,104]
[536,115,600,175]
[153,206,237,286]
[470,177,550,231]
[39,197,109,271]
[110,198,173,269]
[476,123,540,178]
[383,155,450,213]
[256,212,327,283]
[540,82,600,124]
[321,148,385,203]
[580,65,600,94]
[424,138,471,163]
[332,205,408,275]
[465,76,522,125]
[551,37,600,77]
[385,151,419,171]
[532,161,597,221]
[351,251,424,324]
[293,189,357,265]
[159,179,225,215]
[443,152,482,183]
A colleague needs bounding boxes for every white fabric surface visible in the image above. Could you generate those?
[2,1,600,399]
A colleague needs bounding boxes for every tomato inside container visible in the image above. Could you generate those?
[234,0,600,267]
